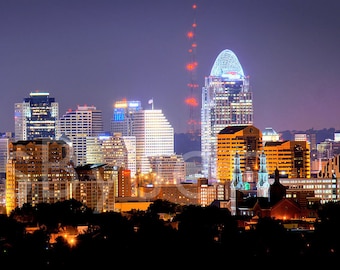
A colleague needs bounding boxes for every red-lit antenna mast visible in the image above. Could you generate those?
[185,3,199,136]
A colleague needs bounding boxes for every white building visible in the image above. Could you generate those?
[121,136,137,178]
[262,127,280,144]
[57,105,104,166]
[201,49,253,181]
[132,109,174,175]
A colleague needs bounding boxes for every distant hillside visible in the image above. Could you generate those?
[279,128,337,144]
[174,132,201,156]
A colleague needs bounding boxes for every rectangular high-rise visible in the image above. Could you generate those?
[111,100,142,136]
[14,92,59,141]
[57,105,104,166]
[5,139,76,215]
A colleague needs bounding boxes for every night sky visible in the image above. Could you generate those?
[1,0,340,134]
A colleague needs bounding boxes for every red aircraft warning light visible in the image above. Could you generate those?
[185,97,198,107]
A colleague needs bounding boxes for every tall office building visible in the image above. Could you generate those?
[57,105,104,166]
[5,139,76,215]
[264,140,311,178]
[86,134,128,169]
[132,109,174,175]
[149,155,186,184]
[0,138,9,178]
[0,137,9,212]
[201,49,253,181]
[111,100,142,136]
[85,134,135,198]
[14,92,59,141]
[111,100,185,193]
[217,125,262,198]
[121,136,137,178]
[73,164,117,212]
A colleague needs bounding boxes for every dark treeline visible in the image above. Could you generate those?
[1,199,340,267]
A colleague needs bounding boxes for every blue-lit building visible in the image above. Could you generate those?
[14,91,59,141]
[111,100,142,136]
[201,49,253,181]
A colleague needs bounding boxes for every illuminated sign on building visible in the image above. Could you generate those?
[114,108,125,121]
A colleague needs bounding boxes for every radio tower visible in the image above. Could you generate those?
[185,3,199,137]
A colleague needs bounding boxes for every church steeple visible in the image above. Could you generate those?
[231,151,243,189]
[257,150,269,197]
[269,167,288,205]
[230,151,244,215]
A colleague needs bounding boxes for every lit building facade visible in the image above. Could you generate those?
[0,137,8,213]
[319,153,340,179]
[317,139,340,161]
[116,167,132,198]
[86,134,128,169]
[15,92,59,141]
[217,125,262,199]
[73,164,116,212]
[111,100,181,194]
[264,140,311,178]
[201,49,253,181]
[86,134,137,187]
[0,138,9,177]
[262,127,280,143]
[148,155,186,185]
[138,179,225,207]
[279,177,339,204]
[5,139,76,215]
[121,136,137,179]
[57,105,104,166]
[111,100,142,136]
[132,109,174,174]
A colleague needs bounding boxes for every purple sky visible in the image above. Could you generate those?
[1,0,340,134]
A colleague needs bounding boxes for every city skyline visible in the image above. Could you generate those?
[1,0,340,134]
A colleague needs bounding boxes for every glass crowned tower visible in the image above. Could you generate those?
[201,49,253,181]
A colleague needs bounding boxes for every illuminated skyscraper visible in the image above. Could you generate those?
[86,134,128,169]
[132,109,174,175]
[217,125,262,190]
[5,139,76,215]
[201,49,253,181]
[111,100,182,187]
[0,138,9,178]
[264,140,311,179]
[110,99,142,178]
[57,105,104,166]
[111,100,142,136]
[14,92,59,141]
